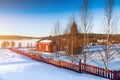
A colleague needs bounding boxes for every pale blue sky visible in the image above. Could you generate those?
[0,0,120,37]
[0,12,72,37]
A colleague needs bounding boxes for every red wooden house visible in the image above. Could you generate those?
[36,39,59,53]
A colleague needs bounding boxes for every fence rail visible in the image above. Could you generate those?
[9,48,120,80]
[80,62,113,79]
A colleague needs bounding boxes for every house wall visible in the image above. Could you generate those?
[37,43,52,53]
[36,39,64,53]
[36,43,39,50]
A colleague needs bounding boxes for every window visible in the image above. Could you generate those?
[46,45,48,51]
[39,45,41,50]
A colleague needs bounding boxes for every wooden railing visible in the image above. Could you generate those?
[113,71,120,80]
[9,48,120,80]
[79,61,113,79]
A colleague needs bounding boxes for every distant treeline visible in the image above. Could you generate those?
[0,35,36,40]
[85,33,120,39]
[0,34,120,41]
[40,33,120,42]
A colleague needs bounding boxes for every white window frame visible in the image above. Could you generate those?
[46,45,48,51]
[39,45,41,50]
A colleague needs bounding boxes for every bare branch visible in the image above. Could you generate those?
[79,0,93,64]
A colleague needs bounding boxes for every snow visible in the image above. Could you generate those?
[0,49,108,80]
[39,40,52,43]
[0,39,119,79]
[19,45,120,70]
[0,39,38,48]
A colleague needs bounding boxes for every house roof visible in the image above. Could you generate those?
[39,40,52,43]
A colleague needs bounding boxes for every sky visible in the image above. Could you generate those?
[0,0,120,37]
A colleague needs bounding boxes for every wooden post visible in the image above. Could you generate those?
[59,60,61,67]
[113,71,117,80]
[79,59,81,73]
[108,70,110,79]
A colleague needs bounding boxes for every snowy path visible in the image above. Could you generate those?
[0,49,108,80]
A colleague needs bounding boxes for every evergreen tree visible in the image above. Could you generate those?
[65,18,81,55]
[64,18,82,63]
[70,20,79,37]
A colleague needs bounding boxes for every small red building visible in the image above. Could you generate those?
[36,39,58,53]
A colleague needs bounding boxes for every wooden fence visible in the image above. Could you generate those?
[79,60,113,79]
[9,48,120,80]
[113,71,120,80]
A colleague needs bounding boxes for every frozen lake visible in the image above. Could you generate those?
[0,39,38,48]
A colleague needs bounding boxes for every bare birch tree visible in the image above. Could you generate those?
[79,0,93,64]
[52,20,62,59]
[99,0,119,69]
[52,20,61,36]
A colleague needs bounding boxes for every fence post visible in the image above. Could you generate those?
[59,60,61,67]
[79,59,81,73]
[113,71,117,80]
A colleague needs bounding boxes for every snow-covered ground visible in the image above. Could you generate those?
[19,45,120,70]
[0,39,119,79]
[0,49,108,80]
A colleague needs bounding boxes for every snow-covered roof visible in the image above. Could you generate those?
[40,40,52,43]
